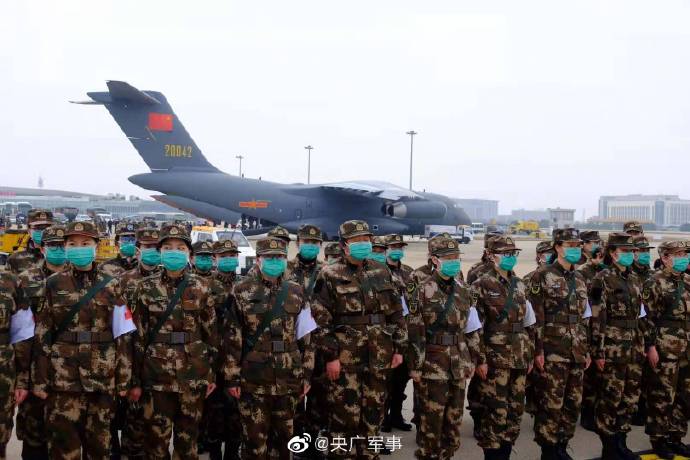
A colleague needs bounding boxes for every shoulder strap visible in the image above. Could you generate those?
[496,276,519,322]
[243,280,290,357]
[305,270,319,298]
[147,273,190,346]
[426,281,457,337]
[50,275,113,345]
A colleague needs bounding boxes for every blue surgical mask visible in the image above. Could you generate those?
[217,256,239,273]
[348,241,372,261]
[120,243,136,258]
[194,255,214,272]
[31,230,43,245]
[499,254,517,271]
[564,247,582,264]
[387,249,405,262]
[140,248,161,266]
[161,250,189,271]
[299,243,320,261]
[66,246,96,268]
[590,244,600,257]
[544,253,554,264]
[672,256,689,273]
[636,252,651,266]
[439,259,461,278]
[369,252,387,264]
[45,246,66,266]
[260,257,287,277]
[616,252,634,267]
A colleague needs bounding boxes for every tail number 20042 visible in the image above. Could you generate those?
[164,144,193,158]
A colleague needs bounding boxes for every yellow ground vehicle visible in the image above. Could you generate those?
[509,220,540,235]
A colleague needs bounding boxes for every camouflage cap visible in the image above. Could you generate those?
[158,223,192,246]
[135,227,160,244]
[483,233,502,249]
[580,230,601,243]
[267,226,291,242]
[553,228,581,243]
[429,233,452,252]
[429,235,461,257]
[65,221,99,240]
[42,225,66,244]
[487,235,521,253]
[339,220,373,239]
[192,241,214,255]
[535,241,553,254]
[384,234,407,247]
[372,236,387,249]
[28,209,54,226]
[324,242,342,257]
[214,239,239,255]
[256,237,288,256]
[297,224,323,242]
[632,235,655,250]
[606,232,635,248]
[658,240,686,256]
[623,221,644,234]
[115,222,138,237]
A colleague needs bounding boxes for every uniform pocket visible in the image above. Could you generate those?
[335,284,363,313]
[90,342,116,381]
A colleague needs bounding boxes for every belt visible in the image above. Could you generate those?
[0,332,9,345]
[545,314,580,325]
[608,319,638,329]
[428,333,460,346]
[254,340,299,353]
[486,322,525,333]
[151,331,201,345]
[336,313,386,326]
[657,319,690,330]
[55,331,114,344]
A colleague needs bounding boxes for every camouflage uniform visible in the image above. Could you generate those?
[99,222,139,277]
[33,221,133,460]
[589,233,648,458]
[192,241,215,278]
[623,221,644,236]
[224,237,314,460]
[324,242,343,264]
[527,228,589,458]
[131,224,218,460]
[14,225,67,460]
[643,241,690,455]
[311,220,407,459]
[7,209,53,275]
[0,272,21,459]
[408,236,484,460]
[471,236,535,457]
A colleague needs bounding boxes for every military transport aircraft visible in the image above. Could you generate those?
[76,80,471,239]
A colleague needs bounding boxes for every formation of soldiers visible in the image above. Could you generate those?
[1,209,690,460]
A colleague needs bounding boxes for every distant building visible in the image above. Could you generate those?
[452,198,498,222]
[598,194,690,227]
[510,208,550,222]
[548,208,575,228]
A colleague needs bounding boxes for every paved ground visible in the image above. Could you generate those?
[6,235,689,458]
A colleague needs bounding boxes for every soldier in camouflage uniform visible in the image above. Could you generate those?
[577,230,605,432]
[382,234,414,432]
[7,209,53,275]
[267,225,291,243]
[412,233,465,286]
[192,241,216,278]
[623,221,644,237]
[99,222,139,277]
[642,240,690,459]
[324,242,342,265]
[369,236,388,264]
[14,225,67,460]
[467,232,504,285]
[130,223,218,459]
[408,235,485,460]
[472,236,536,460]
[32,221,133,460]
[118,227,161,460]
[224,237,314,460]
[311,220,407,459]
[527,228,590,460]
[589,233,648,460]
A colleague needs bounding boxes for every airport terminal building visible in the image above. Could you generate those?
[598,194,690,227]
[452,198,499,223]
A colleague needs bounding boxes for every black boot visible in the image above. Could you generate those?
[472,413,482,440]
[579,407,597,432]
[500,442,513,460]
[483,447,502,460]
[614,433,639,460]
[21,444,49,460]
[669,437,690,457]
[223,440,241,460]
[381,413,392,432]
[540,444,558,460]
[599,435,620,460]
[390,415,412,431]
[556,442,573,460]
[650,439,675,460]
[207,442,223,460]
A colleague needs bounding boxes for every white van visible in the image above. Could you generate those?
[191,226,256,275]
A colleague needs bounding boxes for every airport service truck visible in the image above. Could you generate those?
[425,225,474,244]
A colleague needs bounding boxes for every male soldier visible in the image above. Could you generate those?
[589,233,648,460]
[99,222,139,277]
[408,235,486,460]
[118,227,161,460]
[523,242,554,283]
[382,234,414,432]
[623,221,644,237]
[267,225,291,244]
[130,223,218,459]
[224,237,313,459]
[14,225,67,460]
[369,236,388,264]
[192,241,216,278]
[413,233,465,286]
[311,220,407,459]
[577,230,605,432]
[527,228,590,460]
[642,241,690,459]
[472,236,536,460]
[324,242,342,265]
[32,221,133,460]
[7,209,53,275]
[467,232,503,285]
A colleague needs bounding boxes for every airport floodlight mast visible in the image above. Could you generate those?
[304,145,314,184]
[406,130,417,191]
[235,155,244,177]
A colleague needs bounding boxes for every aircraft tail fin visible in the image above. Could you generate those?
[76,81,218,172]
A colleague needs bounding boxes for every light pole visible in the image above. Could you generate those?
[304,145,314,184]
[406,131,417,190]
[235,155,244,177]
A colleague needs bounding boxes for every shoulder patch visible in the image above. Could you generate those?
[642,288,651,300]
[530,284,541,295]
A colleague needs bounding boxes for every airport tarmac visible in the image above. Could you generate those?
[5,235,687,459]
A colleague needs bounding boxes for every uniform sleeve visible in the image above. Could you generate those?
[467,283,486,366]
[222,292,242,388]
[407,285,427,372]
[526,270,545,356]
[589,274,606,360]
[131,284,148,388]
[200,290,218,385]
[12,277,32,390]
[111,281,133,393]
[384,273,408,355]
[642,277,659,349]
[31,283,53,394]
[310,272,339,362]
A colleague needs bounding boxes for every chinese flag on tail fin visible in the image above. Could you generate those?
[148,113,173,132]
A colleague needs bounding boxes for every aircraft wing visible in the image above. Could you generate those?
[319,180,422,201]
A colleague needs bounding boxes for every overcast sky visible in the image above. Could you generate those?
[3,1,690,217]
